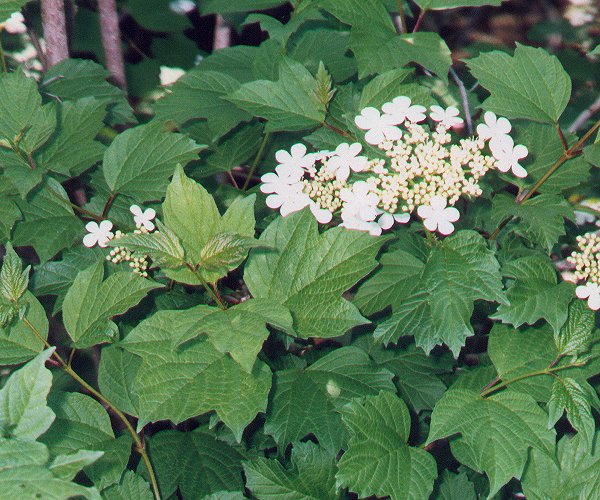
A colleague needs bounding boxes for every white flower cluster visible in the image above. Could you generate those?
[83,205,156,278]
[568,232,600,310]
[261,97,528,236]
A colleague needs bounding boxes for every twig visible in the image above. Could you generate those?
[412,9,427,32]
[102,193,117,218]
[449,67,473,134]
[556,123,569,151]
[243,132,271,190]
[323,121,354,140]
[21,317,162,500]
[489,118,600,240]
[568,95,600,133]
[97,0,126,89]
[395,0,407,33]
[41,0,69,67]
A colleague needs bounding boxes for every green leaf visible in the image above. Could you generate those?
[42,58,134,125]
[360,339,452,412]
[244,442,337,499]
[493,255,574,333]
[0,242,30,302]
[30,246,104,314]
[0,349,55,441]
[555,299,595,356]
[102,122,203,202]
[175,299,293,373]
[198,232,261,278]
[0,195,21,243]
[102,471,153,500]
[120,308,272,441]
[154,70,252,141]
[246,210,387,339]
[49,450,104,481]
[226,57,326,132]
[147,430,245,499]
[512,122,590,193]
[467,43,572,123]
[264,346,394,452]
[0,466,99,499]
[548,377,595,450]
[62,260,162,348]
[435,470,477,500]
[427,388,556,497]
[97,345,141,417]
[84,434,132,491]
[162,166,256,284]
[352,30,452,81]
[370,231,505,356]
[0,70,55,153]
[201,122,264,176]
[414,0,503,9]
[12,178,83,262]
[0,291,48,364]
[337,391,437,500]
[34,97,106,177]
[0,438,48,470]
[488,323,600,403]
[522,433,600,499]
[491,193,573,251]
[358,68,414,109]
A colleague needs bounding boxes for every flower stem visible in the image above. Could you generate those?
[243,132,271,190]
[21,317,162,500]
[489,118,600,240]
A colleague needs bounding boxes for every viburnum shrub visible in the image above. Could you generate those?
[0,0,599,499]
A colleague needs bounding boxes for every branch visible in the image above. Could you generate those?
[41,0,69,67]
[395,0,407,33]
[449,67,473,134]
[568,95,600,134]
[21,317,162,500]
[489,118,600,240]
[97,0,127,89]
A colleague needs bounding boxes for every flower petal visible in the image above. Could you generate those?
[83,233,98,248]
[576,285,591,299]
[437,220,455,235]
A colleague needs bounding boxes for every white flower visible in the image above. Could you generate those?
[340,181,381,235]
[493,136,528,178]
[83,220,114,248]
[382,96,427,124]
[275,143,316,177]
[261,168,310,217]
[477,111,512,151]
[325,143,368,181]
[309,202,333,224]
[355,107,402,145]
[417,196,460,235]
[377,211,410,230]
[2,12,26,34]
[130,205,157,231]
[430,105,464,127]
[576,282,600,310]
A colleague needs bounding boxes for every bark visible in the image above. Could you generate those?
[98,0,127,89]
[41,0,69,67]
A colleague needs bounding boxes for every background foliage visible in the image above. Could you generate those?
[0,0,599,499]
